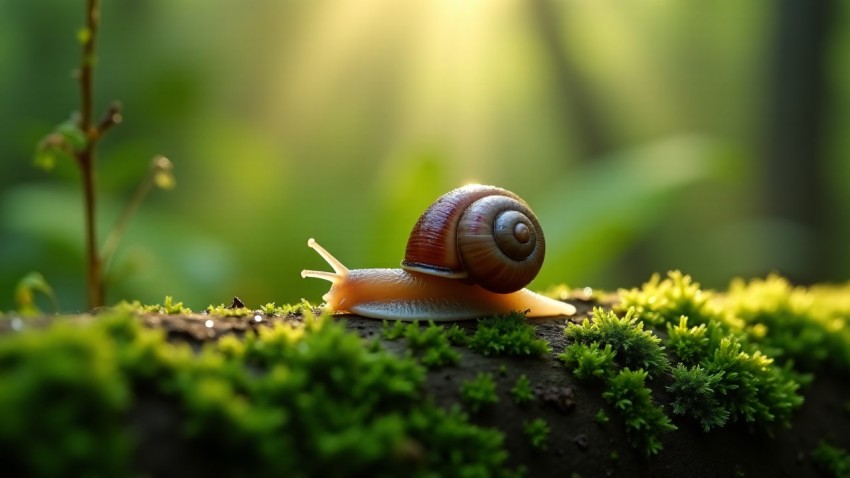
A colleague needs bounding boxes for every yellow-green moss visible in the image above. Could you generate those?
[0,310,516,477]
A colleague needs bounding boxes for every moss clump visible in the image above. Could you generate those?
[558,342,616,381]
[565,307,669,378]
[664,316,802,429]
[511,374,534,405]
[603,368,677,456]
[468,312,551,357]
[812,442,850,478]
[523,418,550,450]
[381,321,460,369]
[460,372,499,413]
[205,304,254,317]
[665,364,728,432]
[617,271,727,328]
[0,310,516,477]
[726,275,850,371]
[117,296,193,315]
[595,408,609,425]
[0,321,131,477]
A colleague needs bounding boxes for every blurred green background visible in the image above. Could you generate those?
[1,1,849,312]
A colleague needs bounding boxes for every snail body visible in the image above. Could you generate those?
[301,184,576,321]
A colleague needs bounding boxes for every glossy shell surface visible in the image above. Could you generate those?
[401,184,545,293]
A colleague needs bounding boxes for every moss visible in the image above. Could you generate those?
[617,271,728,329]
[565,307,669,378]
[595,408,610,425]
[445,324,470,346]
[117,296,193,315]
[522,418,550,450]
[511,374,534,406]
[812,442,850,478]
[381,321,460,369]
[665,364,729,432]
[205,303,253,317]
[602,368,676,456]
[0,320,131,476]
[726,275,850,371]
[460,372,499,413]
[0,310,517,477]
[469,311,551,357]
[559,342,616,381]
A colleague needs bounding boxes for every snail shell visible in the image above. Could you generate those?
[401,184,545,294]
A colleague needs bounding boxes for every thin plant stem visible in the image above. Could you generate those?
[77,0,103,308]
[101,156,172,272]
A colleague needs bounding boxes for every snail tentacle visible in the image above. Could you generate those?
[301,238,349,284]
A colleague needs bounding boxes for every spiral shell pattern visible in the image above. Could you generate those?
[401,184,545,294]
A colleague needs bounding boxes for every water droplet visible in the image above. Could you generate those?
[582,287,593,297]
[205,319,214,328]
[10,318,23,331]
[254,315,262,323]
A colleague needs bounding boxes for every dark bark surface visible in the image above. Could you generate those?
[47,304,844,478]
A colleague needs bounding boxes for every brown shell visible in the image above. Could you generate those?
[401,184,545,294]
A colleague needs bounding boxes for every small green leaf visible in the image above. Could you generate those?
[33,148,58,171]
[15,272,59,316]
[56,120,87,150]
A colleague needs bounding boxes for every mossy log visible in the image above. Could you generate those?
[2,274,850,477]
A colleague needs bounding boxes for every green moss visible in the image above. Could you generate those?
[565,307,669,378]
[117,296,193,315]
[0,310,517,477]
[726,275,850,371]
[0,321,131,476]
[617,271,727,328]
[812,442,850,478]
[511,374,534,406]
[445,324,470,346]
[595,408,609,425]
[522,418,550,450]
[460,372,499,413]
[602,368,676,456]
[468,311,551,357]
[381,321,460,369]
[666,364,728,431]
[559,342,616,381]
[205,303,253,317]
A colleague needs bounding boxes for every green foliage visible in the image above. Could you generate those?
[14,271,59,316]
[522,418,550,450]
[446,324,470,346]
[602,368,676,456]
[704,336,802,426]
[382,320,407,340]
[469,312,551,357]
[812,442,850,478]
[666,364,729,432]
[665,316,723,366]
[0,321,131,476]
[206,304,253,317]
[116,296,193,315]
[664,315,802,429]
[381,321,459,369]
[595,408,610,425]
[617,271,726,328]
[726,275,850,371]
[0,310,516,477]
[511,374,534,405]
[565,307,669,377]
[34,118,86,172]
[559,342,616,381]
[460,373,499,413]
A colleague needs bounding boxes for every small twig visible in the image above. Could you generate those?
[101,156,174,272]
[96,101,123,137]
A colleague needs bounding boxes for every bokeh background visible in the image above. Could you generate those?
[1,1,848,312]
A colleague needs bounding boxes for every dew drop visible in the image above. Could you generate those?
[11,318,23,331]
[254,315,262,323]
[582,287,593,297]
[205,319,214,328]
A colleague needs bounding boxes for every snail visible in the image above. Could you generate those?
[301,184,576,321]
